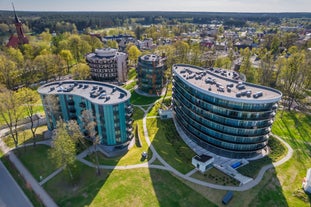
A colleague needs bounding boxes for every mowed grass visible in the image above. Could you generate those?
[3,125,48,148]
[15,145,59,181]
[130,91,160,105]
[270,111,311,207]
[147,118,195,174]
[44,161,215,207]
[237,135,287,178]
[127,67,137,80]
[147,101,161,117]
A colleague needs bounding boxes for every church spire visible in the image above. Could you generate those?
[6,2,29,47]
[12,2,20,24]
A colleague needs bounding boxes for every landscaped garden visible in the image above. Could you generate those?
[192,167,240,186]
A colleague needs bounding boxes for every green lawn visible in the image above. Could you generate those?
[130,91,160,105]
[127,67,137,80]
[44,161,216,207]
[0,91,44,126]
[271,111,311,207]
[15,145,59,181]
[3,125,48,148]
[147,118,195,174]
[237,135,287,178]
[123,80,137,91]
[147,101,161,117]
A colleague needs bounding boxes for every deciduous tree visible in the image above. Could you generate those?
[18,87,40,146]
[81,110,100,175]
[0,88,24,148]
[49,120,77,180]
[71,63,90,80]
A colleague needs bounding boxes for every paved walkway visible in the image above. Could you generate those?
[75,101,294,191]
[0,100,295,207]
[136,102,294,191]
[0,119,58,207]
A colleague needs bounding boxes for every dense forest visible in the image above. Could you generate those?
[1,10,311,34]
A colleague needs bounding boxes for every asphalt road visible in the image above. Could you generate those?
[0,160,33,207]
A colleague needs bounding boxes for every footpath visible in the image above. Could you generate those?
[0,119,58,207]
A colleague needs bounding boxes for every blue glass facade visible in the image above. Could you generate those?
[38,80,133,148]
[136,54,167,95]
[172,64,282,158]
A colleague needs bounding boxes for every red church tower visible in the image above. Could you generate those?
[6,3,29,48]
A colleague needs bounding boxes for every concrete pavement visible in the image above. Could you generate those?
[0,160,33,207]
[0,117,58,207]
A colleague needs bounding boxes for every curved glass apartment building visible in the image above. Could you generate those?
[136,54,167,95]
[172,64,282,158]
[38,80,133,153]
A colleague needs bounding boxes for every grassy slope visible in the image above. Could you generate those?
[270,111,311,207]
[147,118,195,174]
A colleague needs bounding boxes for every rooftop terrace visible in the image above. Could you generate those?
[38,80,130,105]
[173,64,282,103]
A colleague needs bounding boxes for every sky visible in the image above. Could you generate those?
[1,0,311,12]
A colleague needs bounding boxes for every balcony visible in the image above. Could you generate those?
[126,112,133,118]
[79,102,86,108]
[68,100,74,105]
[126,118,134,126]
[127,127,133,132]
[272,103,278,110]
[69,107,76,113]
[127,132,134,140]
[126,107,134,114]
[70,115,78,120]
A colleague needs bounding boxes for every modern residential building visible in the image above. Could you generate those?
[136,54,167,95]
[38,80,134,155]
[86,48,128,83]
[172,64,282,159]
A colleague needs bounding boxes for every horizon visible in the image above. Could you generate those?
[1,0,311,13]
[1,9,311,14]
